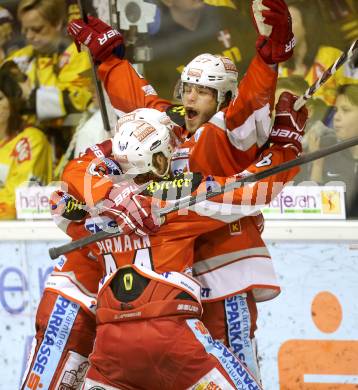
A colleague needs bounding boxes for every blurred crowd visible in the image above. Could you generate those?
[0,0,357,220]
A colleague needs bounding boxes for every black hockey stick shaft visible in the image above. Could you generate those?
[77,0,111,132]
[294,39,358,110]
[159,136,358,214]
[48,136,358,260]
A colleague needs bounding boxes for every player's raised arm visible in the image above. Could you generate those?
[225,0,295,150]
[67,16,171,113]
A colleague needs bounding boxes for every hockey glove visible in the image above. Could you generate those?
[84,139,113,159]
[67,16,125,63]
[50,190,88,221]
[270,92,308,155]
[100,183,161,236]
[252,0,295,64]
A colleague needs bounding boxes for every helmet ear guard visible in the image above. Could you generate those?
[179,53,239,111]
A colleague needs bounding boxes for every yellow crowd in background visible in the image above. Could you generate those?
[0,0,357,220]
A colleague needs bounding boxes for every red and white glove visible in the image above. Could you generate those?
[251,0,295,64]
[270,92,308,155]
[84,139,113,159]
[100,183,161,236]
[67,16,125,63]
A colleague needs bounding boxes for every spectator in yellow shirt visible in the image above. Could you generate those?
[280,3,357,106]
[0,66,52,220]
[6,0,93,126]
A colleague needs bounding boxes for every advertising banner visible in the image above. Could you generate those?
[262,185,346,220]
[0,240,357,389]
[256,242,358,388]
[15,186,59,220]
[0,241,55,388]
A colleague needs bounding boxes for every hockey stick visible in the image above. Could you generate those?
[294,39,358,110]
[48,136,358,259]
[77,0,111,132]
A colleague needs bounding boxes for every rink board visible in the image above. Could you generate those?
[0,222,357,389]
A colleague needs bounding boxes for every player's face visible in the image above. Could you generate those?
[182,83,217,134]
[333,94,358,140]
[0,90,10,131]
[20,9,62,53]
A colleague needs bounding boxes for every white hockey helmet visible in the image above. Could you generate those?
[114,108,176,132]
[112,109,176,177]
[180,53,239,110]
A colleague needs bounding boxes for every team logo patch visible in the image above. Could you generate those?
[83,378,118,390]
[188,68,203,78]
[56,255,67,271]
[85,216,118,234]
[220,57,237,73]
[133,122,156,142]
[55,351,89,389]
[116,113,136,128]
[12,137,31,163]
[229,220,242,235]
[141,84,157,96]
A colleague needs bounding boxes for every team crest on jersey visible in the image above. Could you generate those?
[141,84,157,96]
[172,148,190,160]
[171,147,190,175]
[12,137,31,163]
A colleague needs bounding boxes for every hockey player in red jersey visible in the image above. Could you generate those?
[57,98,306,389]
[20,144,117,390]
[20,248,101,390]
[66,0,297,380]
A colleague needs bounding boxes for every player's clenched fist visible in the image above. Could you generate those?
[270,92,308,155]
[252,0,295,64]
[67,16,125,63]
